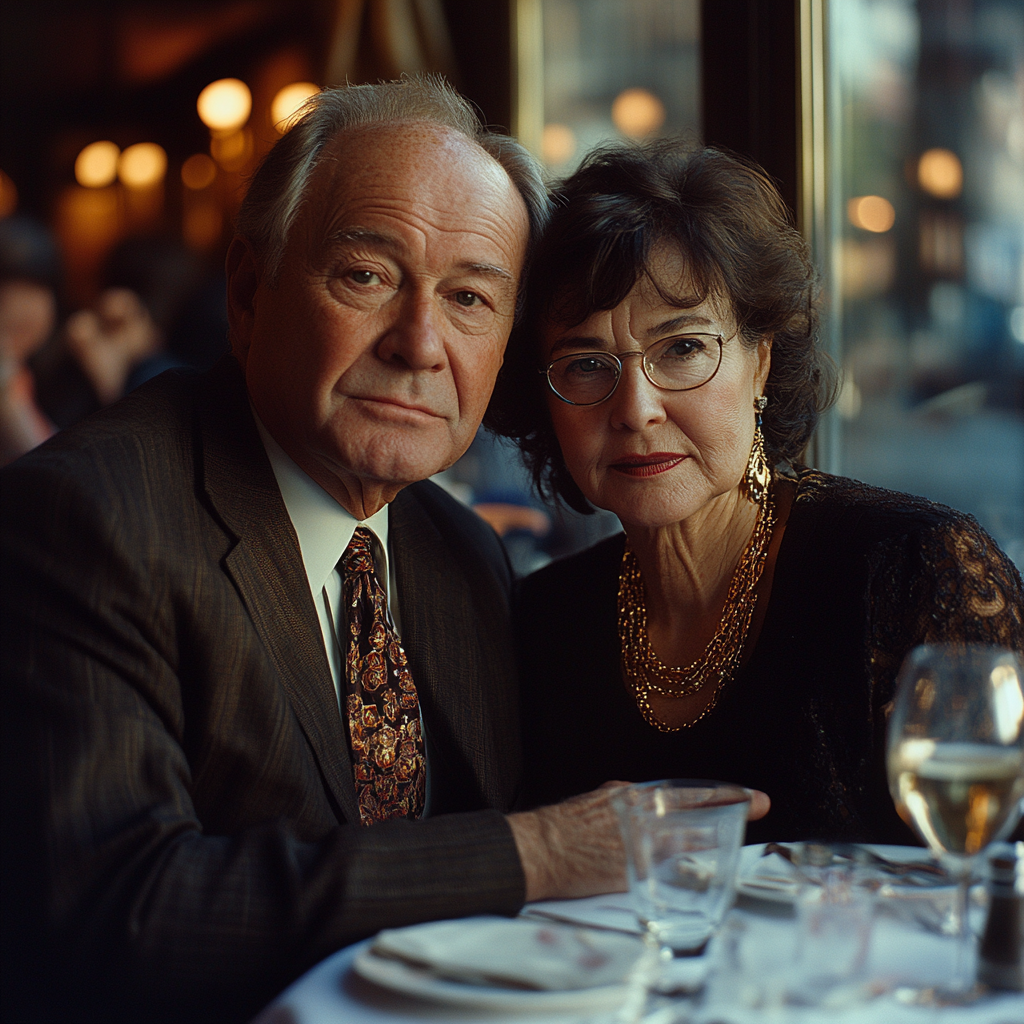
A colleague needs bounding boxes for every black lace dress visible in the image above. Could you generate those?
[515,468,1024,844]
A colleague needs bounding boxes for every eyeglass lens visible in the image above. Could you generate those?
[547,334,722,405]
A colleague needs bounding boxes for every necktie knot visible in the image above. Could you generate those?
[343,527,376,575]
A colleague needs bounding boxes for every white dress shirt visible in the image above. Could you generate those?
[253,412,432,815]
[253,414,397,707]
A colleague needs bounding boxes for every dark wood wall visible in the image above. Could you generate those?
[701,0,799,221]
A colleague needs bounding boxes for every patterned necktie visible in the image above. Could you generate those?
[341,527,425,825]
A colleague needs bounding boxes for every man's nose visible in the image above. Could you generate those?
[608,353,667,431]
[376,290,447,371]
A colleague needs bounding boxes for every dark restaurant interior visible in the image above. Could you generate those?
[2,0,1021,566]
[2,3,1024,1022]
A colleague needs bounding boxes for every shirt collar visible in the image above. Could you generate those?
[252,410,390,596]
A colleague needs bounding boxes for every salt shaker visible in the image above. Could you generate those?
[977,841,1023,991]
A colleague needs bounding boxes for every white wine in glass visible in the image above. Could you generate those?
[887,645,1024,1000]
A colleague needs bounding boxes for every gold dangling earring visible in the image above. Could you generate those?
[745,396,770,504]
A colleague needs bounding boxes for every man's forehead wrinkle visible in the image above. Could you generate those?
[316,203,523,272]
[289,121,529,286]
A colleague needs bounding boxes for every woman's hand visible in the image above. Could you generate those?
[747,789,771,819]
[601,779,770,819]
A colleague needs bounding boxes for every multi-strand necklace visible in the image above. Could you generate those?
[617,487,776,732]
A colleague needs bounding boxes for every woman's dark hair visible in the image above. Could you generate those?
[485,141,838,514]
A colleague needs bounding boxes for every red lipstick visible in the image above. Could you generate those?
[609,453,687,477]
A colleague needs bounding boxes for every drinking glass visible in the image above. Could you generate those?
[886,644,1024,1000]
[788,843,877,1005]
[613,780,750,995]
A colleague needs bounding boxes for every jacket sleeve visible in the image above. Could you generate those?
[1,452,525,1024]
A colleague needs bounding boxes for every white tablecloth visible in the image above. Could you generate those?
[253,897,1024,1024]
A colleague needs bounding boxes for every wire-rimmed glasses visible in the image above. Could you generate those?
[541,332,725,407]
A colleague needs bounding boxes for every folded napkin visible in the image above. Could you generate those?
[737,850,802,902]
[370,916,643,991]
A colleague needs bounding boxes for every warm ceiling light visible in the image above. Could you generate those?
[118,143,167,188]
[75,141,120,188]
[918,148,963,199]
[611,88,666,139]
[181,153,217,190]
[197,78,252,133]
[271,82,319,133]
[847,195,896,233]
[541,123,577,166]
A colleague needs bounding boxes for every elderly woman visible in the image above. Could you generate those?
[487,143,1024,844]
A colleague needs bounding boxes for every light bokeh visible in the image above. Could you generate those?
[611,87,666,138]
[271,82,319,133]
[917,148,963,199]
[118,143,167,189]
[847,195,896,233]
[197,78,252,133]
[181,153,217,191]
[541,123,577,166]
[75,141,120,189]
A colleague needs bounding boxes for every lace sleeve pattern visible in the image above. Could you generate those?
[866,512,1024,714]
[787,468,1024,841]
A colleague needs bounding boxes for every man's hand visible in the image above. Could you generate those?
[507,785,628,903]
[507,784,771,903]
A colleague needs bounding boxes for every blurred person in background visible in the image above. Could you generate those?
[33,236,228,426]
[0,216,59,465]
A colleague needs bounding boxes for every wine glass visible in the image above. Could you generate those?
[886,644,1024,1000]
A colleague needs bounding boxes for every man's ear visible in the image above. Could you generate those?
[225,237,260,367]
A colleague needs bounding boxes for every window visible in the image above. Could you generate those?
[817,0,1024,567]
[513,0,701,173]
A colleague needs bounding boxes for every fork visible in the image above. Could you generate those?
[762,842,950,882]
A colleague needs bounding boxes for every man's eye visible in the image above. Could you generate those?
[349,270,380,286]
[453,291,481,307]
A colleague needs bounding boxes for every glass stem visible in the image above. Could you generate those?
[951,861,973,992]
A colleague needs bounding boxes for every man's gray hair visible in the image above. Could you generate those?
[235,76,550,315]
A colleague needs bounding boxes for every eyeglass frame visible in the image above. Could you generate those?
[539,331,730,407]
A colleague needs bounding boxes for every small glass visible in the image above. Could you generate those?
[613,779,750,995]
[788,843,877,1006]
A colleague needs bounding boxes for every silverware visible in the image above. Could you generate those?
[762,842,950,882]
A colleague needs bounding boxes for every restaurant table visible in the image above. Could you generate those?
[253,856,1024,1024]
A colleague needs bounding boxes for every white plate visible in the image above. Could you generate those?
[352,948,632,1011]
[736,843,945,904]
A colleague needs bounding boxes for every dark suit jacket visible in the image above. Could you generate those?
[1,358,524,1023]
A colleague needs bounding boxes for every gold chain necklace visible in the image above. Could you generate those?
[618,487,776,733]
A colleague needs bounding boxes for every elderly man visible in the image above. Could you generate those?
[0,80,624,1024]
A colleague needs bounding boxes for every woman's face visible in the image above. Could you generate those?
[542,245,771,531]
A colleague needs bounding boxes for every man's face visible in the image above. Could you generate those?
[231,122,530,516]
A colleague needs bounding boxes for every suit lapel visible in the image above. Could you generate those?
[197,360,359,824]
